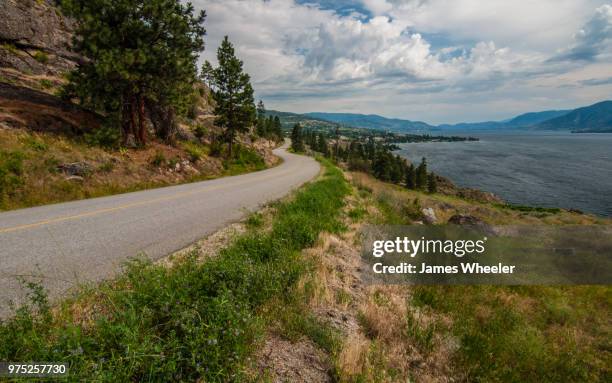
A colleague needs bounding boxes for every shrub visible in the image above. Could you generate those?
[84,124,120,149]
[150,151,166,167]
[39,79,53,89]
[0,151,25,199]
[24,136,48,152]
[182,142,206,162]
[194,124,207,139]
[209,140,224,157]
[33,50,49,63]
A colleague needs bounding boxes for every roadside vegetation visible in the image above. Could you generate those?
[0,159,349,381]
[313,171,610,382]
[0,128,272,211]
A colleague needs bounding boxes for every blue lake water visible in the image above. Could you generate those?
[396,131,612,217]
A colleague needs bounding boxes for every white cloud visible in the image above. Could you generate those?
[554,4,612,60]
[192,0,612,123]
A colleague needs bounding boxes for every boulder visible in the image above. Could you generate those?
[447,214,496,235]
[421,207,437,224]
[58,161,92,177]
[447,214,484,226]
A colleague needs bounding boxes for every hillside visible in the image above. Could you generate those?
[506,109,571,127]
[305,112,436,132]
[534,100,612,132]
[0,0,279,211]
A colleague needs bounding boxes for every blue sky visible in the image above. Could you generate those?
[193,0,612,124]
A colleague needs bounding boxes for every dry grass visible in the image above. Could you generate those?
[0,127,273,211]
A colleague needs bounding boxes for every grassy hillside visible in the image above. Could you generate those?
[0,126,275,211]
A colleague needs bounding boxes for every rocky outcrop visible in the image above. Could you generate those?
[0,0,78,78]
[0,82,100,133]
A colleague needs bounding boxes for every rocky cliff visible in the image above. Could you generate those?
[0,0,78,86]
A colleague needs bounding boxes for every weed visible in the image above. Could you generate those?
[245,212,264,228]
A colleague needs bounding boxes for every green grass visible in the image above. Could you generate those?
[410,285,611,382]
[0,159,349,381]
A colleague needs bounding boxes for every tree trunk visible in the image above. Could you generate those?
[227,129,234,158]
[137,94,146,145]
[121,96,132,146]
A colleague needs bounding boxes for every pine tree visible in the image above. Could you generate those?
[317,133,329,156]
[273,116,283,138]
[290,123,304,152]
[256,100,266,137]
[405,164,416,189]
[209,36,256,158]
[416,157,428,190]
[60,0,206,145]
[427,172,438,193]
[200,61,214,88]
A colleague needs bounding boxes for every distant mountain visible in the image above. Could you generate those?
[506,110,571,127]
[534,101,612,132]
[437,121,505,130]
[304,112,435,132]
[438,110,572,130]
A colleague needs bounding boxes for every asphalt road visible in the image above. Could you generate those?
[0,144,319,316]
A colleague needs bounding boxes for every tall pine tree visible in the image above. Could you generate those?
[416,157,428,190]
[60,0,206,145]
[209,36,256,157]
[290,123,304,152]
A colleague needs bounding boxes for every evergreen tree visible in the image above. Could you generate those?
[200,61,214,88]
[373,152,391,181]
[427,172,438,193]
[317,133,329,156]
[256,100,266,136]
[390,155,404,184]
[60,0,206,145]
[273,116,283,138]
[416,157,428,190]
[209,36,256,157]
[405,164,416,189]
[290,123,304,152]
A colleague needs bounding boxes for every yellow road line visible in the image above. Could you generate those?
[0,169,293,234]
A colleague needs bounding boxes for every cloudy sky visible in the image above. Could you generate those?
[192,0,612,124]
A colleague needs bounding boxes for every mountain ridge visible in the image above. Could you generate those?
[296,100,611,133]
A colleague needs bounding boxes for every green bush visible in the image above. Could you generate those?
[0,151,25,199]
[84,124,120,149]
[182,142,206,162]
[194,124,207,139]
[209,140,224,157]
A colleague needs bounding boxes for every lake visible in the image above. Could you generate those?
[396,131,612,217]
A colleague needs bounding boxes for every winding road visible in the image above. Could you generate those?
[0,144,319,316]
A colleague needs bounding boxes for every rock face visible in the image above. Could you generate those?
[0,0,78,77]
